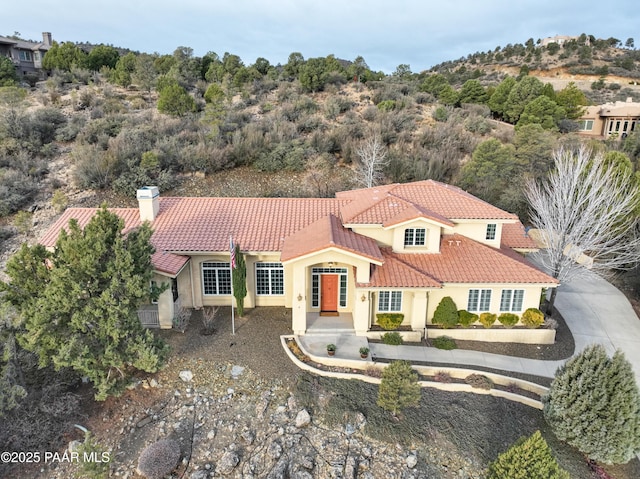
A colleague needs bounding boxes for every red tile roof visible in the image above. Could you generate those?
[337,180,517,221]
[360,251,441,288]
[359,235,557,288]
[501,222,538,250]
[281,214,383,262]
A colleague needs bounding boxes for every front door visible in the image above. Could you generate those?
[320,274,338,312]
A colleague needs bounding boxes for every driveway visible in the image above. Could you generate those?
[553,272,640,385]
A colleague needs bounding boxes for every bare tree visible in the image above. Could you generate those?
[526,146,640,312]
[355,134,388,188]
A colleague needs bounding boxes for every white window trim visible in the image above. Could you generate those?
[404,228,426,247]
[485,224,497,241]
[499,289,525,312]
[201,262,231,296]
[378,291,403,312]
[311,267,348,308]
[468,288,492,312]
[255,262,284,296]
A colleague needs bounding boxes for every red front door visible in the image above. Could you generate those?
[320,274,338,312]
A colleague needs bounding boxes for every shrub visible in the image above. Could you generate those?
[376,313,404,330]
[377,360,421,415]
[487,430,570,479]
[76,432,110,479]
[381,332,403,345]
[136,439,181,479]
[465,373,494,390]
[432,336,457,350]
[432,297,459,329]
[51,189,68,213]
[479,312,497,328]
[434,371,452,383]
[543,345,640,464]
[432,106,449,122]
[521,308,545,328]
[458,309,479,327]
[498,313,519,328]
[12,210,33,235]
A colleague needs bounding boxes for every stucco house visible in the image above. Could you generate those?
[39,181,557,338]
[577,98,640,138]
[0,32,52,79]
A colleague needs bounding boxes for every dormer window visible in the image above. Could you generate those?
[404,228,426,246]
[485,224,496,240]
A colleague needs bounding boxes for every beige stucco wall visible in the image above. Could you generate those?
[153,272,174,329]
[427,284,548,324]
[446,221,504,248]
[389,219,441,253]
[190,254,234,309]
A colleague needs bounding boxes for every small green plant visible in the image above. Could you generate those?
[465,373,494,390]
[498,313,519,328]
[487,430,570,479]
[359,346,370,357]
[326,343,336,352]
[376,313,404,330]
[381,332,403,345]
[432,336,457,350]
[76,432,110,479]
[458,309,479,327]
[12,211,33,235]
[522,308,545,328]
[479,312,497,328]
[51,189,68,213]
[377,360,421,416]
[432,296,459,328]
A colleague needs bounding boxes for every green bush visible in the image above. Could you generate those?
[432,106,449,122]
[381,332,403,345]
[487,430,570,479]
[432,297,459,329]
[376,313,404,330]
[377,360,421,415]
[458,309,479,327]
[498,313,519,328]
[432,336,457,350]
[465,373,494,390]
[479,312,497,328]
[543,345,640,464]
[521,308,545,328]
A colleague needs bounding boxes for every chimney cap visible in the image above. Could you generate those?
[136,186,159,200]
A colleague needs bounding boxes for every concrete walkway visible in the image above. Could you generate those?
[298,271,640,385]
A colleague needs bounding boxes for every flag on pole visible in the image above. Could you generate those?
[230,236,236,269]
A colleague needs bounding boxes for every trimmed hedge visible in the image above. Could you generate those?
[458,309,479,327]
[381,332,403,345]
[376,313,404,330]
[432,297,459,329]
[432,336,457,350]
[522,308,545,328]
[479,312,497,328]
[498,313,519,328]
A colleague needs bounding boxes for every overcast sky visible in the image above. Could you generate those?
[3,1,638,73]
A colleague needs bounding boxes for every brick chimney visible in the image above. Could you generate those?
[42,32,52,47]
[136,186,160,222]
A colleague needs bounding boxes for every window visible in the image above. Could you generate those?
[18,50,32,62]
[171,278,179,302]
[311,267,348,308]
[404,228,426,246]
[378,291,402,312]
[151,280,158,304]
[485,224,497,240]
[467,289,492,312]
[579,119,594,131]
[256,262,284,295]
[202,262,231,295]
[500,289,524,312]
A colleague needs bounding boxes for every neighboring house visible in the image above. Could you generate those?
[538,35,586,48]
[0,32,52,78]
[39,181,557,337]
[577,98,640,138]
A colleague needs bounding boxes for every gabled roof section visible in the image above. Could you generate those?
[38,208,189,276]
[359,250,441,288]
[396,234,557,284]
[337,180,517,222]
[501,222,538,250]
[281,214,383,263]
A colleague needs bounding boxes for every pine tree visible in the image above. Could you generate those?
[543,344,640,464]
[1,207,168,400]
[377,360,421,416]
[487,430,569,479]
[232,244,247,317]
